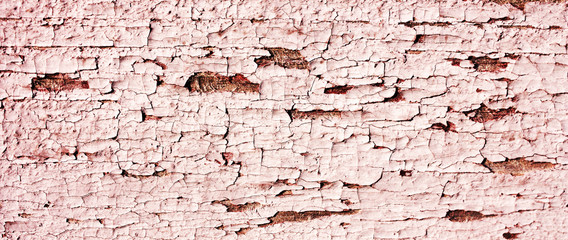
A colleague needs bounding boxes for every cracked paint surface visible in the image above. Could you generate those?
[1,0,568,239]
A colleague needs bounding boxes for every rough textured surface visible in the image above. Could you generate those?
[259,209,360,227]
[482,157,556,176]
[31,73,89,92]
[1,0,568,239]
[254,48,310,69]
[185,72,260,93]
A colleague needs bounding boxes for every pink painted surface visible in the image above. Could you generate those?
[1,0,568,239]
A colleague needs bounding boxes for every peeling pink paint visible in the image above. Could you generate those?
[1,0,568,239]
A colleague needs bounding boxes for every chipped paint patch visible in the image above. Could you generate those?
[468,56,508,72]
[185,72,259,93]
[482,158,555,176]
[464,104,516,123]
[445,210,489,222]
[31,73,89,92]
[324,85,354,94]
[259,209,360,227]
[254,48,309,69]
[212,199,261,212]
[287,109,342,120]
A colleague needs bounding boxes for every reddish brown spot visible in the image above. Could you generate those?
[31,73,89,92]
[383,87,405,102]
[373,145,389,150]
[230,73,250,83]
[212,199,261,212]
[185,72,259,93]
[482,157,555,176]
[319,181,334,188]
[287,109,342,120]
[468,56,508,72]
[400,170,413,177]
[236,227,251,235]
[549,25,562,30]
[276,190,293,197]
[286,29,297,35]
[300,152,310,157]
[141,109,161,121]
[463,103,516,123]
[430,121,456,132]
[406,50,424,54]
[66,218,80,224]
[503,232,520,239]
[504,53,520,60]
[144,115,161,121]
[340,222,351,227]
[259,209,360,227]
[18,213,31,218]
[341,199,353,205]
[254,48,309,69]
[445,210,488,222]
[275,179,296,185]
[447,58,463,66]
[324,85,354,94]
[342,182,364,189]
[257,182,274,190]
[254,57,273,68]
